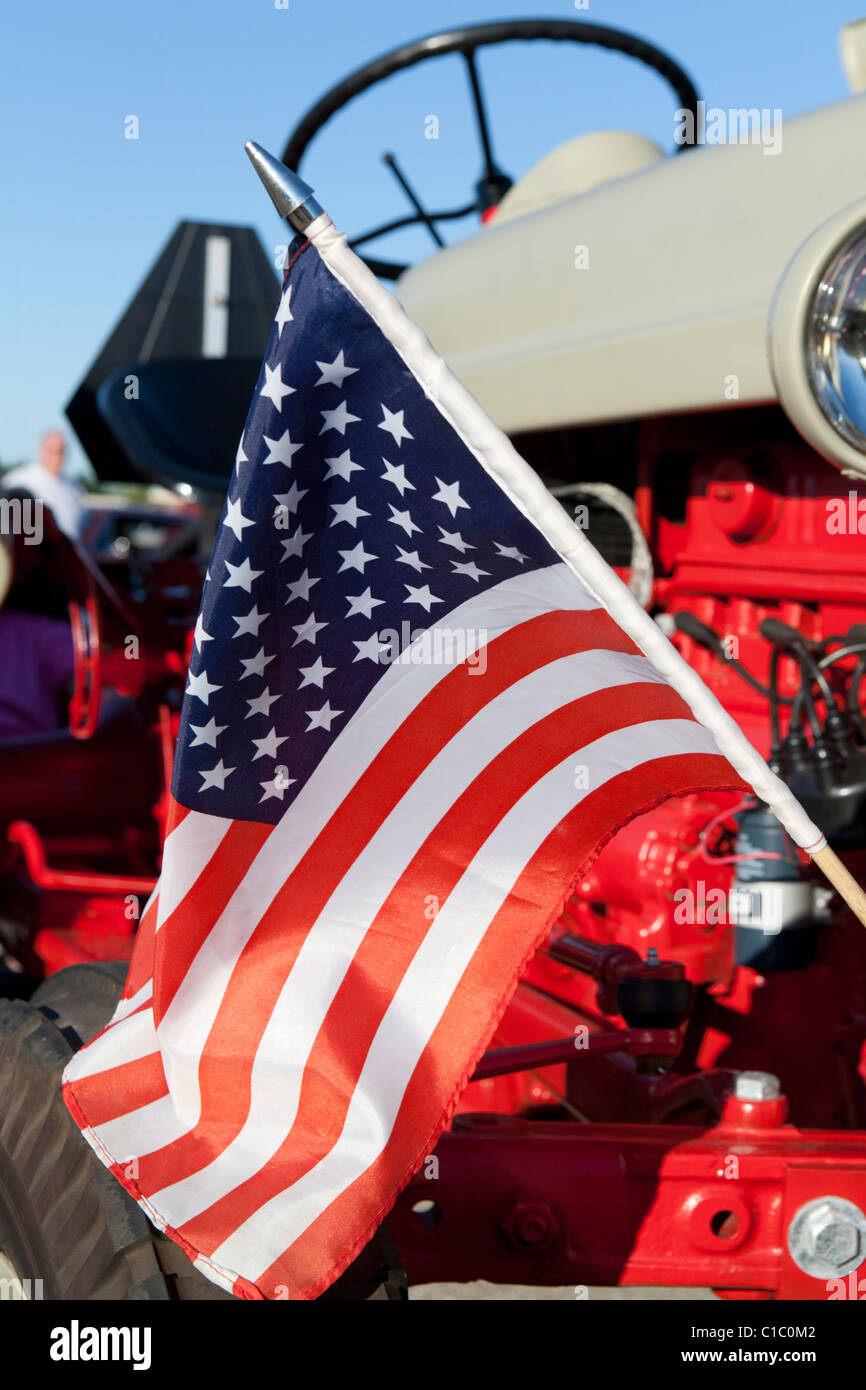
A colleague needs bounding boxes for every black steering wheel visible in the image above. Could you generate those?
[283,18,700,279]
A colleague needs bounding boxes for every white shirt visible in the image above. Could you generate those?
[3,462,86,540]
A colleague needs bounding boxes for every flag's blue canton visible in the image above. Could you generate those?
[174,236,559,824]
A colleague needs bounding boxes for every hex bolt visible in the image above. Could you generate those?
[788,1197,866,1279]
[810,1207,860,1267]
[501,1199,558,1252]
[733,1070,781,1101]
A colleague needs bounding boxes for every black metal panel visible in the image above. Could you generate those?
[66,222,278,485]
[96,358,261,493]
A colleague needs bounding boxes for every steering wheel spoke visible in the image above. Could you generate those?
[382,153,444,249]
[461,48,512,213]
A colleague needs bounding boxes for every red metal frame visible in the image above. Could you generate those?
[392,1104,866,1299]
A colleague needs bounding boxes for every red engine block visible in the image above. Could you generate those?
[429,422,866,1298]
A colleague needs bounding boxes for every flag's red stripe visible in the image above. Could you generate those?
[121,795,192,1002]
[181,682,693,1253]
[164,794,192,836]
[131,607,641,1193]
[71,1051,167,1129]
[255,751,743,1298]
[152,819,275,1022]
[123,893,159,999]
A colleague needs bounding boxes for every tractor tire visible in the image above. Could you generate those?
[0,962,235,1300]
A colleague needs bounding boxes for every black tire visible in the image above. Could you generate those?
[0,962,234,1300]
[30,960,131,1047]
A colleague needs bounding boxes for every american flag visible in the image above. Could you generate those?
[63,224,753,1300]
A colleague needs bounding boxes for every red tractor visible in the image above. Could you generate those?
[2,18,866,1301]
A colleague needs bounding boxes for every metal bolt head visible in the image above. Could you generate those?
[501,1198,558,1252]
[788,1197,866,1279]
[733,1070,781,1101]
[812,1209,860,1267]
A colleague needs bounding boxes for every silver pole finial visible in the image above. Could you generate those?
[244,141,324,232]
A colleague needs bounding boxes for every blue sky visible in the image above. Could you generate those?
[1,0,861,474]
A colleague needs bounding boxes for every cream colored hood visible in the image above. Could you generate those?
[396,95,866,436]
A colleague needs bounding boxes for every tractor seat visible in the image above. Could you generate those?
[0,694,163,836]
[491,130,665,224]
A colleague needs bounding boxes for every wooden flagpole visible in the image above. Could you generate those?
[811,845,866,927]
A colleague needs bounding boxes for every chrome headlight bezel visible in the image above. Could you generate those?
[769,199,866,480]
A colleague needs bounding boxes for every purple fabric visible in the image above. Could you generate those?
[0,610,75,739]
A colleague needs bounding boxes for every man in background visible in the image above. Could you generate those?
[4,430,86,541]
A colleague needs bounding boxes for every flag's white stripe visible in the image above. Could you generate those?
[93,1093,189,1161]
[151,563,596,942]
[147,646,678,1219]
[314,219,824,853]
[212,717,714,1274]
[156,810,234,930]
[110,980,153,1024]
[66,1007,157,1075]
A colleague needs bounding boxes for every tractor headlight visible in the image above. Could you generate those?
[769,201,866,479]
[806,229,866,452]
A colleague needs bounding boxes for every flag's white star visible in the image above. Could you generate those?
[280,524,312,562]
[451,559,490,582]
[186,669,222,704]
[395,546,431,573]
[199,759,235,792]
[438,527,474,553]
[260,362,295,411]
[234,436,247,472]
[323,449,362,482]
[353,634,387,664]
[239,647,275,680]
[273,482,307,516]
[404,584,443,612]
[193,614,212,652]
[432,477,470,517]
[292,612,328,646]
[345,587,385,619]
[381,458,415,496]
[260,772,295,802]
[259,770,295,802]
[298,656,335,689]
[189,717,226,748]
[285,569,320,605]
[232,604,269,638]
[224,496,254,542]
[263,429,303,467]
[245,686,281,719]
[388,504,421,538]
[330,496,370,528]
[319,400,360,435]
[305,701,344,733]
[274,285,293,335]
[494,542,528,564]
[378,404,413,447]
[224,557,263,592]
[251,727,287,761]
[337,541,377,574]
[315,350,358,388]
